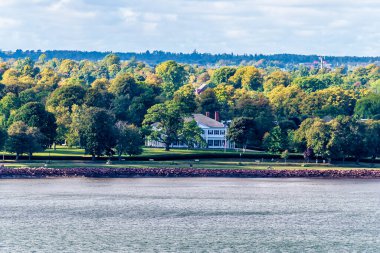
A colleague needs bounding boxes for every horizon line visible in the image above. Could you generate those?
[1,49,380,59]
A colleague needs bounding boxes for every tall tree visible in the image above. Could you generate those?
[227,117,257,150]
[363,120,380,163]
[143,101,184,151]
[76,107,116,160]
[179,120,206,149]
[304,119,331,160]
[263,126,288,154]
[155,60,188,98]
[115,122,143,160]
[5,121,45,160]
[234,92,274,143]
[46,84,86,142]
[327,116,366,162]
[0,127,7,154]
[12,102,57,147]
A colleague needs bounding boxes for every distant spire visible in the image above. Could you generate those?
[319,56,324,69]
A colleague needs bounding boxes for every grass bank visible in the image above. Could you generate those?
[1,146,379,165]
[2,158,379,171]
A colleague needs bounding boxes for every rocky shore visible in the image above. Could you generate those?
[1,167,380,179]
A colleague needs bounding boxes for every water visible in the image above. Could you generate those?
[0,178,379,252]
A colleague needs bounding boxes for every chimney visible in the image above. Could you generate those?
[206,112,210,118]
[214,111,220,122]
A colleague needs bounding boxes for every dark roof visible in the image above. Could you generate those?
[185,114,225,128]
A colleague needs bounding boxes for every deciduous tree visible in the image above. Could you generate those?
[143,101,184,151]
[115,122,143,159]
[227,117,257,150]
[76,107,116,160]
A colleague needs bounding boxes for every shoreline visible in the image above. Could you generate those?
[1,167,380,179]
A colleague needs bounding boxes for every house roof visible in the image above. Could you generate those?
[195,83,208,94]
[185,114,225,128]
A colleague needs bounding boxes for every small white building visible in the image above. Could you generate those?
[146,112,235,149]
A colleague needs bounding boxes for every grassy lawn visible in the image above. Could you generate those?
[2,158,379,170]
[1,146,378,170]
[1,146,264,158]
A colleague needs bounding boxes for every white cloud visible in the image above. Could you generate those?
[0,17,20,28]
[119,8,140,23]
[0,0,378,56]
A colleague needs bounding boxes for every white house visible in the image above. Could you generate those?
[146,112,235,149]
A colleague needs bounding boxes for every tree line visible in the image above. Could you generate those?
[1,50,380,68]
[0,54,379,161]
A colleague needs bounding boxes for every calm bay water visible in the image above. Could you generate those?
[0,178,379,252]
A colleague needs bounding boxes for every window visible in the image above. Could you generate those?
[208,130,213,135]
[214,130,219,135]
[220,130,225,135]
[214,140,221,146]
[208,140,213,146]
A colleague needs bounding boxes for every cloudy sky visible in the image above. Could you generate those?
[0,0,379,56]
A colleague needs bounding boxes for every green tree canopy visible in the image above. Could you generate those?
[196,88,220,117]
[115,122,143,159]
[229,66,263,90]
[155,60,188,98]
[5,121,45,160]
[234,93,274,141]
[108,73,138,97]
[46,84,86,112]
[173,84,197,113]
[263,70,291,93]
[179,120,206,149]
[263,126,288,154]
[76,107,117,160]
[12,102,57,147]
[363,120,380,162]
[210,67,236,86]
[354,93,380,119]
[143,101,184,151]
[102,53,121,67]
[227,117,257,150]
[293,76,328,93]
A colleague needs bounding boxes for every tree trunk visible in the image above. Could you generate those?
[118,153,122,161]
[92,154,96,161]
[29,152,32,161]
[16,153,19,161]
[165,143,170,151]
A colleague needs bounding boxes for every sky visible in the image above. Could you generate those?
[0,0,379,56]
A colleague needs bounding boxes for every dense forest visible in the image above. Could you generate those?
[1,50,380,68]
[0,53,379,161]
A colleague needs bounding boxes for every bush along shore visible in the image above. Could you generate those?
[1,167,380,179]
